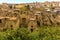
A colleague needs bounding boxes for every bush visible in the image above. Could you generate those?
[0,26,60,40]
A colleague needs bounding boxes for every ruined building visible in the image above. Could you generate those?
[0,2,60,32]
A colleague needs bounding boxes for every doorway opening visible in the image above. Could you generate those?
[31,26,33,32]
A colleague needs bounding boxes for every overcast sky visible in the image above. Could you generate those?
[0,0,60,4]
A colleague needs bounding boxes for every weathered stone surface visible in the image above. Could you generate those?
[0,2,60,31]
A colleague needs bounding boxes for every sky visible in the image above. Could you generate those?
[0,0,60,4]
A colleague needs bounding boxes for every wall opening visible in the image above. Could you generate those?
[14,13,17,17]
[9,5,12,9]
[5,18,7,20]
[11,25,13,27]
[0,19,2,23]
[31,29,33,32]
[37,21,40,26]
[57,23,60,25]
[10,25,13,30]
[31,26,33,32]
[22,18,26,24]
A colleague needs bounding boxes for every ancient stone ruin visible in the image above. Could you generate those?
[0,2,60,32]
